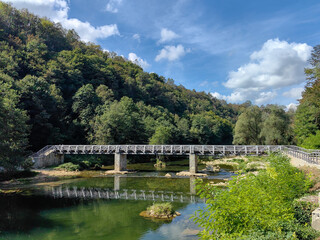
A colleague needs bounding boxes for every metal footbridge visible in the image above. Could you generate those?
[30,145,320,171]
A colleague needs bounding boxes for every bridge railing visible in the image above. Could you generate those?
[51,144,283,155]
[283,146,320,164]
[29,145,55,158]
[30,144,320,164]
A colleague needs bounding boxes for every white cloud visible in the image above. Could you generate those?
[128,53,150,69]
[155,44,189,62]
[105,0,123,13]
[212,89,278,105]
[255,91,277,105]
[215,39,312,104]
[286,103,298,111]
[132,33,140,42]
[225,39,312,90]
[4,0,119,42]
[283,87,304,99]
[158,28,179,43]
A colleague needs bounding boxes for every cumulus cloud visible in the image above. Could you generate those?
[159,28,179,43]
[286,103,298,111]
[128,53,150,69]
[283,87,304,99]
[4,0,119,42]
[214,39,312,104]
[155,44,189,62]
[105,0,123,13]
[212,89,277,105]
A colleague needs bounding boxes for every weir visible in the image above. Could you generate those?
[30,145,320,174]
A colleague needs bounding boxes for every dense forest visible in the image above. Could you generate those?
[0,2,244,170]
[0,2,319,170]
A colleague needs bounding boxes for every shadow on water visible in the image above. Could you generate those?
[0,195,80,233]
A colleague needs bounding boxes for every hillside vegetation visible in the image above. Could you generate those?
[0,2,246,169]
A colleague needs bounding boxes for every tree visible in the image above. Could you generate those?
[149,124,176,145]
[260,105,291,145]
[294,45,320,147]
[0,77,29,170]
[233,106,263,145]
[72,84,99,127]
[17,75,60,150]
[91,97,146,144]
[190,112,233,144]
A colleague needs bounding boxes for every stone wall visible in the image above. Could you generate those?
[32,152,64,169]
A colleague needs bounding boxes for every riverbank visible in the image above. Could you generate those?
[0,169,84,189]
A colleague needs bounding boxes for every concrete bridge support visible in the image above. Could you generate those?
[114,153,127,171]
[32,153,64,168]
[189,154,198,174]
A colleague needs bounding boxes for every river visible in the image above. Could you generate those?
[0,159,234,240]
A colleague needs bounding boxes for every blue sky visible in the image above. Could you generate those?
[4,0,320,108]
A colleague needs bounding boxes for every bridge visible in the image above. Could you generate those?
[30,145,320,174]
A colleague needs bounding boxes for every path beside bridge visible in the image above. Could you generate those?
[288,155,320,169]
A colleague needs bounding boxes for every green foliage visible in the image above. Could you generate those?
[0,2,239,156]
[193,154,312,239]
[300,130,320,149]
[91,97,146,144]
[0,76,29,171]
[149,125,175,144]
[260,105,291,145]
[55,162,80,171]
[294,45,320,146]
[233,106,263,145]
[190,111,233,144]
[234,105,293,145]
[147,202,174,216]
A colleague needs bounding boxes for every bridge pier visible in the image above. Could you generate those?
[114,153,127,171]
[189,154,198,173]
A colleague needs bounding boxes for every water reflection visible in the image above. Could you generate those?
[46,176,203,203]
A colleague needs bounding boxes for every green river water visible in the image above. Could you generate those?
[0,159,234,240]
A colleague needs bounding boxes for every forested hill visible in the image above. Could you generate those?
[0,2,244,155]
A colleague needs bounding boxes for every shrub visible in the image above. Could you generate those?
[147,203,174,216]
[193,154,313,239]
[293,200,317,225]
[55,162,80,171]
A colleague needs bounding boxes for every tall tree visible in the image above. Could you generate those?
[233,106,263,145]
[260,105,291,145]
[91,97,146,144]
[0,76,29,170]
[294,45,320,147]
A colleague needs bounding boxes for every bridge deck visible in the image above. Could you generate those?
[47,145,283,156]
[30,145,320,168]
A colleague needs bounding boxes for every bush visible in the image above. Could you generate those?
[147,203,174,216]
[301,131,320,149]
[55,162,80,171]
[193,154,313,239]
[293,200,317,225]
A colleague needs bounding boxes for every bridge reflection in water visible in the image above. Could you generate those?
[45,176,202,203]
